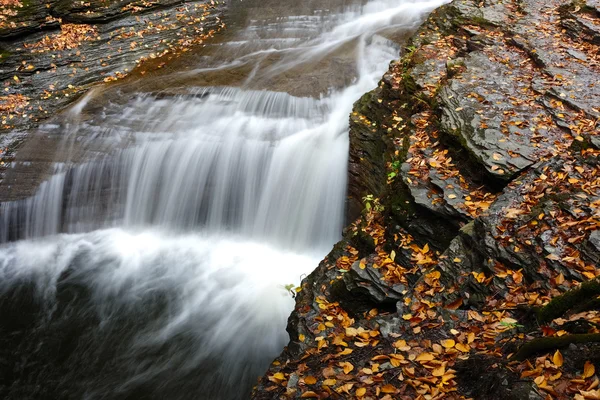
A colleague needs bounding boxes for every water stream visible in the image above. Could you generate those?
[0,1,448,398]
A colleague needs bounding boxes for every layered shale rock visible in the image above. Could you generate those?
[253,0,600,398]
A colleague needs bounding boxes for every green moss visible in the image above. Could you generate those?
[571,134,599,152]
[387,180,418,224]
[511,333,600,361]
[536,278,600,324]
[573,297,600,313]
[0,49,11,64]
[17,0,37,16]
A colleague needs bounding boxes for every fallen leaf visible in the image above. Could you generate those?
[584,361,596,379]
[416,352,435,362]
[553,350,563,367]
[304,376,317,385]
[381,384,397,394]
[339,361,354,374]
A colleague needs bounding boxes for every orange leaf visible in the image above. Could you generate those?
[445,298,463,310]
[300,391,319,398]
[441,339,455,349]
[381,384,397,394]
[584,361,596,379]
[356,387,366,397]
[553,350,563,367]
[304,376,317,385]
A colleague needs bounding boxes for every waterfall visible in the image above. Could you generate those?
[0,1,449,399]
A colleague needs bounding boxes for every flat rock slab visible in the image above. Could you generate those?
[438,50,563,181]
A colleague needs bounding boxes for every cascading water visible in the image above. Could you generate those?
[0,1,448,399]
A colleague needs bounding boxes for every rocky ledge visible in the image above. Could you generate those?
[0,0,225,171]
[253,0,599,399]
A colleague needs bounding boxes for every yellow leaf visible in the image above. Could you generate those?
[273,372,285,380]
[432,365,446,377]
[339,361,354,374]
[415,352,435,362]
[441,339,455,349]
[323,378,337,386]
[393,339,410,351]
[338,348,353,356]
[472,271,486,283]
[304,376,317,385]
[553,350,563,367]
[455,343,470,352]
[422,243,430,253]
[534,375,545,386]
[299,334,305,342]
[584,361,596,379]
[356,387,366,397]
[549,372,562,381]
[467,332,475,343]
[345,327,358,337]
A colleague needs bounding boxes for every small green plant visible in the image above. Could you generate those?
[499,320,525,329]
[283,283,300,298]
[387,160,401,180]
[363,194,385,213]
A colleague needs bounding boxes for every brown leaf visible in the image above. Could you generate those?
[304,376,317,385]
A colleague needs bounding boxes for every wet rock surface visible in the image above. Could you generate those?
[253,0,599,398]
[0,0,225,173]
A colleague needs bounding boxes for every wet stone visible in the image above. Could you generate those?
[438,51,540,180]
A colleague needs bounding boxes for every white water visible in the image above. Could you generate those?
[0,1,448,398]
